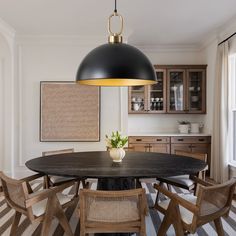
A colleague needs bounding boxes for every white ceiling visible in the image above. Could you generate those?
[0,0,236,46]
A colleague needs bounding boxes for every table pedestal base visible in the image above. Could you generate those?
[97,178,135,190]
[95,178,135,236]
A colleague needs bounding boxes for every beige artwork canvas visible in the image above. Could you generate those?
[40,82,100,141]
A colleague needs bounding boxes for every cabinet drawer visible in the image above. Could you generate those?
[129,136,170,144]
[128,144,150,152]
[150,144,170,154]
[171,136,211,144]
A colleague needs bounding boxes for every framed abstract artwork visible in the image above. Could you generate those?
[40,81,100,141]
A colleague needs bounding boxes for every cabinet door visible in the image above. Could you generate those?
[167,69,186,113]
[147,69,166,113]
[150,144,170,154]
[171,144,191,154]
[128,86,147,113]
[187,69,206,113]
[129,144,150,152]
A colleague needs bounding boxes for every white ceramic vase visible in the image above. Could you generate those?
[178,124,189,134]
[109,148,126,162]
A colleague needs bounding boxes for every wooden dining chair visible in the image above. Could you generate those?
[42,148,88,194]
[154,151,207,204]
[0,171,77,236]
[153,177,236,236]
[78,188,149,236]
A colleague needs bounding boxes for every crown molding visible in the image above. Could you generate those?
[15,35,105,46]
[199,15,236,51]
[0,17,15,39]
[133,44,200,53]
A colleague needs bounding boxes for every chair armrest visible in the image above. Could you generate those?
[20,173,44,183]
[153,183,199,214]
[190,176,213,186]
[25,180,75,207]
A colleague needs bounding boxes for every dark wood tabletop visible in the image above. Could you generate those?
[25,151,206,179]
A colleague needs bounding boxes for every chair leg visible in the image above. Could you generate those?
[82,179,89,189]
[10,211,22,236]
[136,178,142,188]
[167,183,171,191]
[154,182,164,206]
[74,180,80,197]
[157,214,172,236]
[41,196,56,236]
[43,175,50,189]
[214,218,224,236]
[170,201,184,236]
[56,207,73,236]
[157,200,184,236]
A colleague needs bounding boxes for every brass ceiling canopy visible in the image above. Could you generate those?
[76,0,157,86]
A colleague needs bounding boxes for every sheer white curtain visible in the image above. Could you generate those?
[211,41,229,183]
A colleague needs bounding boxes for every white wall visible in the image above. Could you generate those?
[14,37,124,176]
[0,33,14,174]
[128,48,209,133]
[200,40,218,134]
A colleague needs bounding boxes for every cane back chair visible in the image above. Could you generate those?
[79,188,149,236]
[0,171,77,236]
[154,177,236,236]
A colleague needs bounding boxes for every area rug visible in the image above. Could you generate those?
[0,180,236,236]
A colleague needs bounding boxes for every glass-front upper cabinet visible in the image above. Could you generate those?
[128,69,166,113]
[147,69,166,113]
[167,69,186,113]
[128,65,207,114]
[187,69,206,113]
[128,86,146,113]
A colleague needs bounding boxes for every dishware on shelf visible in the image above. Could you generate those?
[191,96,199,102]
[189,87,195,91]
[131,97,136,102]
[151,97,155,102]
[137,97,142,102]
[170,86,177,91]
[133,103,141,111]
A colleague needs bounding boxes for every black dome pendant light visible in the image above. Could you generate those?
[76,0,157,86]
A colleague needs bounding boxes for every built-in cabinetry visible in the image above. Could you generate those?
[129,136,170,153]
[128,69,166,113]
[128,135,211,174]
[128,65,207,114]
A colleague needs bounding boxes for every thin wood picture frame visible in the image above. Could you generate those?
[40,81,100,142]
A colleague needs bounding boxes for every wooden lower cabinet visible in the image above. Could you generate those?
[128,135,211,175]
[129,136,170,154]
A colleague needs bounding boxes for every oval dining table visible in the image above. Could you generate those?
[25,151,206,236]
[25,151,206,189]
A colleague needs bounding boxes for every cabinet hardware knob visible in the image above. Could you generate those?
[136,139,142,141]
[198,139,205,141]
[156,139,162,141]
[178,139,184,141]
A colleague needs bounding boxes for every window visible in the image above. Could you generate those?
[229,54,236,165]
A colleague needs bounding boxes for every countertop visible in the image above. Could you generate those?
[128,133,211,137]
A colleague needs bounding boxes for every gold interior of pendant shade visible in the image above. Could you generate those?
[77,79,157,86]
